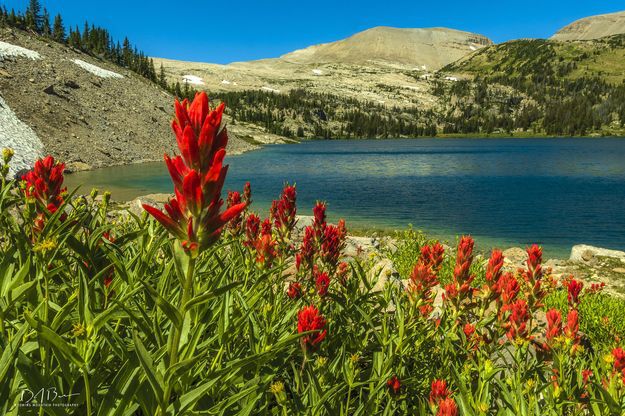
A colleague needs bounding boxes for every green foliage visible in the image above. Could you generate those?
[545,290,625,349]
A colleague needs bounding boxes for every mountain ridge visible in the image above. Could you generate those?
[552,10,625,41]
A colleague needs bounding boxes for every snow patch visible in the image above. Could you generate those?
[262,86,280,93]
[469,46,477,51]
[221,79,231,85]
[72,59,123,79]
[183,75,205,85]
[312,69,323,75]
[0,96,44,177]
[445,76,459,82]
[0,41,41,60]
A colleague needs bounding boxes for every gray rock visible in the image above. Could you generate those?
[570,245,625,263]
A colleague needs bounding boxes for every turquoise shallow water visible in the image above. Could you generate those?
[65,138,625,258]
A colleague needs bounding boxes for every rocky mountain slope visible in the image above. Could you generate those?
[153,26,492,113]
[552,10,625,41]
[0,27,267,175]
[278,26,492,69]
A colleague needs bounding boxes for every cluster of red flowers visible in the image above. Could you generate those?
[429,379,457,416]
[142,92,247,256]
[296,202,347,273]
[444,236,476,304]
[297,305,327,351]
[21,155,67,233]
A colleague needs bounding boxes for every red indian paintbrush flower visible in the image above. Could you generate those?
[143,92,246,255]
[564,309,580,343]
[297,305,327,349]
[297,226,316,271]
[449,236,475,299]
[545,309,563,341]
[253,233,277,267]
[320,223,346,269]
[314,268,330,297]
[567,278,584,308]
[437,398,458,416]
[613,347,625,372]
[407,261,438,313]
[525,244,543,281]
[271,184,297,237]
[244,213,261,247]
[463,323,476,338]
[505,299,530,341]
[387,375,401,395]
[312,201,326,237]
[287,282,302,299]
[226,190,244,235]
[420,242,445,271]
[22,155,66,208]
[485,249,504,283]
[429,379,451,404]
[22,155,67,232]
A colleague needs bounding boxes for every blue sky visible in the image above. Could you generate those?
[2,0,624,63]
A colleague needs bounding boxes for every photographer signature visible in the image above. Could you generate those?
[20,387,80,407]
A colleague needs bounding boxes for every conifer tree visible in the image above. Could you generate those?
[52,14,65,42]
[26,0,42,32]
[41,8,51,36]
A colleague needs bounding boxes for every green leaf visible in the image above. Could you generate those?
[24,312,85,369]
[183,281,242,311]
[0,322,27,383]
[140,280,183,329]
[131,331,164,407]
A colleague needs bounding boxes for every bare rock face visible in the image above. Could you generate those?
[280,26,493,70]
[552,10,625,41]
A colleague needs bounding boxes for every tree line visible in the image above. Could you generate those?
[0,0,157,82]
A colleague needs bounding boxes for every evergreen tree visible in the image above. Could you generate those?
[159,63,167,88]
[52,14,65,42]
[26,0,41,32]
[41,8,51,36]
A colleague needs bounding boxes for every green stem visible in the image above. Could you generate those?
[83,371,92,415]
[160,256,196,415]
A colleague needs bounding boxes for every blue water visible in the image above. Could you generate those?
[65,138,625,258]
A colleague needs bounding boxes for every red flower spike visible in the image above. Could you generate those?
[546,309,563,341]
[525,244,543,281]
[567,279,584,308]
[287,282,302,299]
[505,299,530,340]
[22,155,67,228]
[613,348,625,372]
[407,262,438,306]
[387,376,401,395]
[437,398,458,416]
[297,305,327,349]
[315,270,330,297]
[565,309,579,342]
[145,92,245,253]
[421,242,446,271]
[463,323,476,339]
[430,379,451,404]
[486,249,504,283]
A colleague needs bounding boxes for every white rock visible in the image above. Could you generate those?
[570,245,625,262]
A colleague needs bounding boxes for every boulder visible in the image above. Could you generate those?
[368,258,400,292]
[502,247,526,266]
[570,245,625,263]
